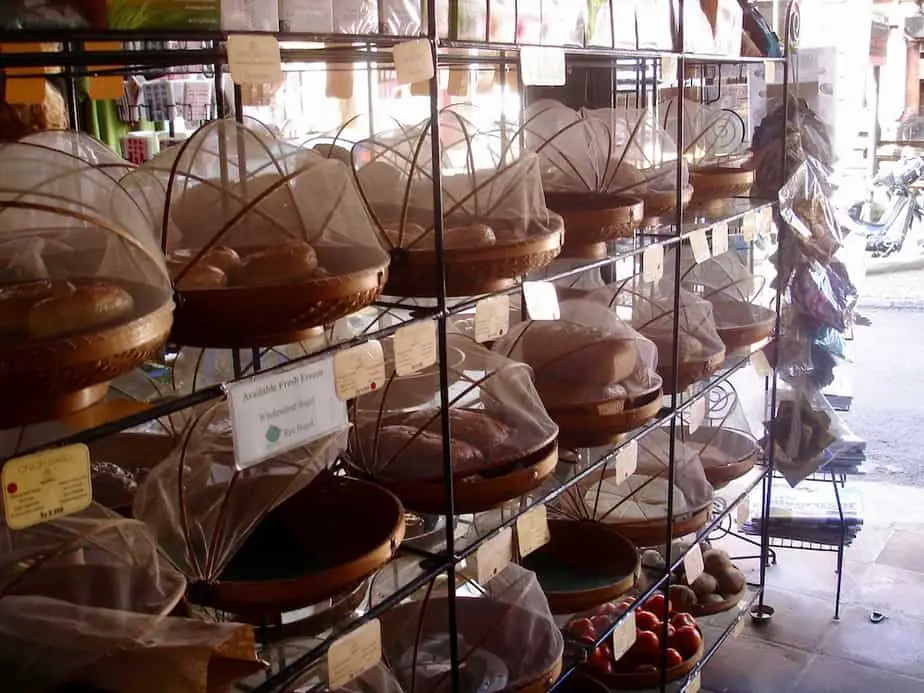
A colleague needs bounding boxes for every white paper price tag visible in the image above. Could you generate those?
[393,39,435,85]
[227,359,348,471]
[686,672,702,693]
[326,67,354,99]
[227,34,283,85]
[612,440,638,486]
[516,505,551,558]
[736,495,751,525]
[2,444,92,530]
[661,55,679,82]
[684,543,705,584]
[523,281,560,321]
[688,396,706,434]
[741,212,758,242]
[751,349,772,378]
[642,244,664,283]
[327,620,382,689]
[334,341,386,401]
[611,611,637,660]
[474,295,510,343]
[476,527,513,584]
[689,229,711,263]
[759,206,773,234]
[520,46,566,86]
[393,320,437,376]
[711,221,729,255]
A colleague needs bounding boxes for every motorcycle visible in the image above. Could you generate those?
[840,156,924,258]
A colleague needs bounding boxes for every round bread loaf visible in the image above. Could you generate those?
[235,239,319,286]
[176,264,227,289]
[382,222,496,250]
[0,280,74,337]
[28,282,134,339]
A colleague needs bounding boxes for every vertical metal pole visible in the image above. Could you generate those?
[832,474,845,620]
[63,42,81,132]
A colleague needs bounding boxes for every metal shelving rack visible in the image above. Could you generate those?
[0,2,800,692]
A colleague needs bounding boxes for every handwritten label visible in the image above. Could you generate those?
[520,46,566,86]
[643,244,664,283]
[393,320,437,377]
[516,505,551,558]
[227,34,283,85]
[393,39,434,85]
[523,281,561,321]
[2,445,92,530]
[611,611,637,660]
[327,619,382,689]
[334,341,386,400]
[688,396,706,434]
[752,349,772,377]
[448,67,469,96]
[684,543,705,584]
[476,527,513,584]
[326,66,354,99]
[689,229,711,263]
[741,212,758,242]
[227,358,348,470]
[737,495,751,525]
[474,295,510,343]
[612,440,639,485]
[712,221,729,255]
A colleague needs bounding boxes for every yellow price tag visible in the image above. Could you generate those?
[2,444,92,530]
[86,42,124,101]
[1,43,47,105]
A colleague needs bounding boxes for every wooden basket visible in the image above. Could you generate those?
[590,626,705,689]
[380,596,564,693]
[0,280,173,428]
[689,427,759,489]
[545,193,644,259]
[603,505,712,548]
[384,227,563,298]
[690,165,754,208]
[712,301,776,353]
[547,387,664,449]
[522,519,639,614]
[643,186,694,224]
[692,586,747,617]
[190,475,405,620]
[655,347,727,395]
[171,246,388,348]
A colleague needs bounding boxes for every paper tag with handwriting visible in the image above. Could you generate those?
[686,672,702,693]
[516,505,551,558]
[684,543,705,584]
[523,281,560,321]
[228,358,348,470]
[520,46,566,86]
[643,244,664,283]
[474,295,510,343]
[227,34,283,85]
[448,67,470,96]
[712,221,729,255]
[688,396,706,434]
[334,341,386,400]
[476,527,513,584]
[737,495,751,525]
[752,349,772,377]
[689,229,711,263]
[393,321,437,377]
[611,611,637,660]
[613,440,638,485]
[741,212,758,242]
[327,619,382,689]
[326,67,354,99]
[2,445,92,530]
[394,39,434,85]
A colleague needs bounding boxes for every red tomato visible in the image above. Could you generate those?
[629,629,660,659]
[567,617,596,642]
[670,612,697,630]
[591,613,613,633]
[665,648,684,668]
[671,625,703,659]
[587,646,614,675]
[634,609,661,632]
[597,601,620,616]
[644,593,672,619]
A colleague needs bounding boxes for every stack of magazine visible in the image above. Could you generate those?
[741,483,863,546]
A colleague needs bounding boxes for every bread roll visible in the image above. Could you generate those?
[235,240,319,286]
[402,408,514,455]
[29,282,134,339]
[0,280,73,337]
[382,223,496,250]
[176,264,227,289]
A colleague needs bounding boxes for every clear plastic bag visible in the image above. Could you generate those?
[380,564,564,693]
[789,259,857,332]
[777,156,843,263]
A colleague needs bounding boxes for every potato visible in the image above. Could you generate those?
[716,567,746,595]
[641,549,665,570]
[703,549,732,576]
[670,584,698,612]
[690,572,718,598]
[701,592,726,604]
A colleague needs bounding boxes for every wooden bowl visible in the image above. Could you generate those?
[546,386,664,449]
[653,345,727,395]
[688,427,759,489]
[170,246,388,348]
[643,186,694,224]
[545,193,644,259]
[711,301,776,353]
[608,505,712,547]
[190,475,404,620]
[590,625,705,689]
[692,586,747,617]
[522,519,639,614]
[690,165,754,208]
[0,280,173,428]
[380,596,564,693]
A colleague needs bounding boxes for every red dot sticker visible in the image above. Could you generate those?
[370,382,377,390]
[6,482,17,495]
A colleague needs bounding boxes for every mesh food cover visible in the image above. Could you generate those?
[351,107,563,297]
[661,99,748,165]
[348,333,559,510]
[0,504,262,693]
[492,297,661,411]
[122,118,389,346]
[133,399,347,585]
[380,564,564,693]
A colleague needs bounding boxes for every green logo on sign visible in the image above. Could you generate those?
[265,425,281,444]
